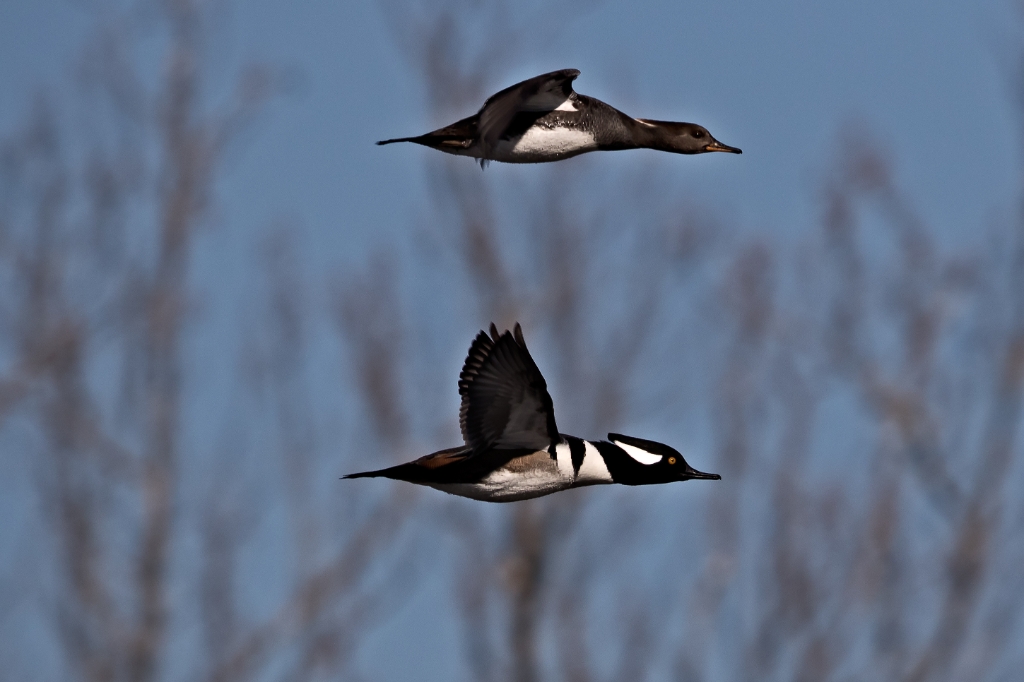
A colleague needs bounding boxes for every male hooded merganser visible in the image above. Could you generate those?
[377,69,741,167]
[344,323,720,502]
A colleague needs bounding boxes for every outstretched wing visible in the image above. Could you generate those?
[477,69,580,157]
[458,323,559,454]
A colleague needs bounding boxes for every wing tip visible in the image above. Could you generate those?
[542,68,580,80]
[481,322,527,347]
[459,329,498,391]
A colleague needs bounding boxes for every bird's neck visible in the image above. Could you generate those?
[592,440,655,485]
[628,119,678,152]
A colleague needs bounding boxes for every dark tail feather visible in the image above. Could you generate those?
[342,469,387,479]
[376,136,420,146]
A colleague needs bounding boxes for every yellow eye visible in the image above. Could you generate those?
[668,456,677,465]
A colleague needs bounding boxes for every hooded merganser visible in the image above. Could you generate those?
[344,323,720,502]
[377,69,741,167]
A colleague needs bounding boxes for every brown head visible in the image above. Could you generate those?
[634,120,742,155]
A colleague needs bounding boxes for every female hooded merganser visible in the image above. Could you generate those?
[344,323,720,502]
[377,69,741,167]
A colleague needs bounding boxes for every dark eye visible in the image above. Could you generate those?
[693,130,704,139]
[668,456,677,465]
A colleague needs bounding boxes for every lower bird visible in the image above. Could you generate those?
[344,323,720,502]
[377,69,741,167]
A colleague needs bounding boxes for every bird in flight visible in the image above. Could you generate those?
[377,69,741,167]
[345,323,720,502]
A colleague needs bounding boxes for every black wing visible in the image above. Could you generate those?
[477,69,580,158]
[458,323,559,454]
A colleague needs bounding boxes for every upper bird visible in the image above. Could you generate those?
[345,323,720,502]
[377,69,742,167]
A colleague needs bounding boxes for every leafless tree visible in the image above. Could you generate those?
[377,2,1024,682]
[5,1,1024,681]
[678,134,1024,682]
[0,2,411,681]
[372,3,733,682]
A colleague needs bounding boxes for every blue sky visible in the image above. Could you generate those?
[2,0,1017,259]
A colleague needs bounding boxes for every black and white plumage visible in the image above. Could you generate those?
[344,323,720,502]
[377,69,742,167]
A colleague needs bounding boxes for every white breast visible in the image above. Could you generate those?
[423,439,614,502]
[428,468,572,502]
[555,442,575,479]
[491,126,598,163]
[575,440,612,484]
[426,449,574,502]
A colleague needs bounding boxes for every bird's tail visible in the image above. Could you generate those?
[375,136,420,146]
[341,468,387,479]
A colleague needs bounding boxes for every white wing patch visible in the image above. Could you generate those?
[521,81,574,112]
[554,98,577,112]
[576,440,612,483]
[613,439,662,465]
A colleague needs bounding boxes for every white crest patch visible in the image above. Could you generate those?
[576,440,612,483]
[613,439,662,465]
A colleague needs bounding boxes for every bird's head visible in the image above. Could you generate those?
[606,433,721,485]
[635,120,742,155]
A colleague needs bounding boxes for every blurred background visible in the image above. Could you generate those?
[2,0,1024,680]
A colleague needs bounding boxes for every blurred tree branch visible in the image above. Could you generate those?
[0,2,412,681]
